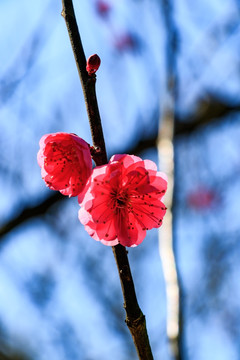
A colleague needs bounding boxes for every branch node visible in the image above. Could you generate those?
[61,8,74,18]
[126,312,145,329]
[120,265,131,281]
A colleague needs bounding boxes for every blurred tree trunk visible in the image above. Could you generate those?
[158,0,185,359]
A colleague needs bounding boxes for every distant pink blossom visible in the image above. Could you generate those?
[37,132,92,197]
[187,187,217,210]
[78,154,167,247]
[115,33,139,52]
[96,0,111,17]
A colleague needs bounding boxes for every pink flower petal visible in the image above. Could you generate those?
[110,154,142,167]
[143,159,158,172]
[117,212,146,247]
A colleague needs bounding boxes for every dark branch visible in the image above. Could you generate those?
[112,245,154,360]
[61,1,154,358]
[61,0,107,165]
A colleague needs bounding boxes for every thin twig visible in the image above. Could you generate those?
[61,0,107,165]
[61,1,154,358]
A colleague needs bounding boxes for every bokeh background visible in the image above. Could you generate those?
[0,0,240,359]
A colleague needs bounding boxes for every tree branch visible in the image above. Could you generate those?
[0,192,65,241]
[61,0,154,358]
[112,245,153,360]
[61,0,107,165]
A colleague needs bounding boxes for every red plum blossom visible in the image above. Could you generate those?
[37,132,92,197]
[78,154,167,247]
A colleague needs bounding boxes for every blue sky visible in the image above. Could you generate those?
[0,0,240,359]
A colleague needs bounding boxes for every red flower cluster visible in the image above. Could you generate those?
[78,154,167,247]
[38,134,167,247]
[37,133,92,197]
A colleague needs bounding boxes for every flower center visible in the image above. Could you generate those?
[111,189,129,209]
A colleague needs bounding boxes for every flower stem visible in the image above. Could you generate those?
[61,1,154,358]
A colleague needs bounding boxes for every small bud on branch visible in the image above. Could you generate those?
[86,54,101,75]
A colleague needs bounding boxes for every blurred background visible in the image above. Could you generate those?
[0,0,240,359]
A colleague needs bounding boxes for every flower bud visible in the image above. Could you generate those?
[86,54,101,75]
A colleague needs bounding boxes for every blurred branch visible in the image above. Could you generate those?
[182,8,239,88]
[0,193,65,240]
[0,337,31,360]
[61,1,153,358]
[175,95,240,135]
[0,351,30,360]
[0,2,55,105]
[158,0,184,359]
